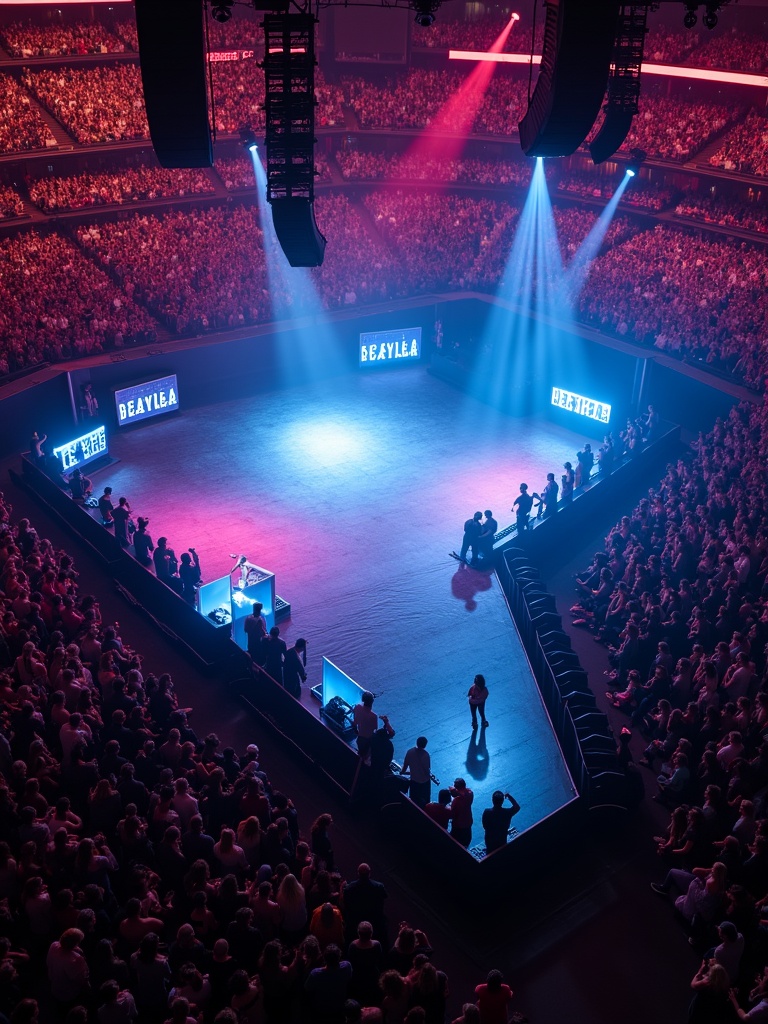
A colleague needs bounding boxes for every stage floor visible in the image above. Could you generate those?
[101,367,591,847]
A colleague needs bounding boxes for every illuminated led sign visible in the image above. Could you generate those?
[115,374,179,426]
[551,387,611,424]
[360,327,421,367]
[52,425,108,471]
[208,50,256,62]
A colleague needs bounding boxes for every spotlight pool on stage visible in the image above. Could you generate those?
[101,367,590,847]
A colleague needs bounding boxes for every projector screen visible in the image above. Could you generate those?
[115,374,180,427]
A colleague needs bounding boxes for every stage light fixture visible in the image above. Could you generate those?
[239,126,258,152]
[703,5,718,28]
[626,147,647,177]
[683,4,698,29]
[511,12,521,22]
[412,0,442,27]
[211,0,234,23]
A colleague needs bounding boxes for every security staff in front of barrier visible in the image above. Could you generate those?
[478,510,497,563]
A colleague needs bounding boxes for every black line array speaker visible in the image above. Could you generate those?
[518,0,621,159]
[271,200,327,269]
[134,0,213,168]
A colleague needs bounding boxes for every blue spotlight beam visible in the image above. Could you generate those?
[248,151,346,384]
[562,170,631,310]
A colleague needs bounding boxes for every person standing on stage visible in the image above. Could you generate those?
[243,602,267,665]
[263,625,287,684]
[512,483,534,533]
[561,462,575,503]
[179,549,201,605]
[459,512,483,564]
[283,638,307,699]
[30,431,47,466]
[400,736,431,808]
[481,791,521,853]
[575,443,594,486]
[448,778,474,848]
[67,468,92,502]
[540,473,559,518]
[468,674,489,730]
[353,691,378,762]
[112,496,132,548]
[98,486,115,526]
[133,517,154,566]
[478,510,497,564]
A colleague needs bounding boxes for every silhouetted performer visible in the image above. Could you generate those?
[513,483,534,532]
[540,473,559,517]
[561,462,575,503]
[459,511,483,563]
[478,510,497,563]
[179,549,201,605]
[481,791,521,853]
[283,638,307,698]
[133,517,154,566]
[243,602,267,665]
[263,625,287,685]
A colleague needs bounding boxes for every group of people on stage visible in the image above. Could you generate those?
[68,474,203,605]
[456,407,664,550]
[350,685,521,855]
[244,601,308,701]
[457,510,497,567]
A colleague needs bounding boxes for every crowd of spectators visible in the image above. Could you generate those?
[603,94,742,163]
[0,73,56,154]
[210,61,266,135]
[22,66,149,146]
[709,114,768,178]
[113,20,138,53]
[364,189,518,293]
[0,19,129,58]
[578,225,768,388]
[0,491,522,1024]
[644,27,701,65]
[342,70,530,136]
[214,153,331,193]
[0,184,24,220]
[674,192,768,236]
[75,195,403,334]
[685,27,768,72]
[336,149,531,187]
[571,397,768,1016]
[27,166,215,214]
[556,172,677,212]
[0,231,157,377]
[77,206,270,336]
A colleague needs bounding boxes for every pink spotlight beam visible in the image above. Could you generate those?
[404,19,516,167]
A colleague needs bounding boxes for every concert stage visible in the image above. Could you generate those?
[94,366,587,848]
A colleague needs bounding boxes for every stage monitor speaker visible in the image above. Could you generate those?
[518,0,621,158]
[134,0,213,168]
[271,199,327,268]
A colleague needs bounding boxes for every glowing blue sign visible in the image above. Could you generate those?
[360,327,421,367]
[52,425,108,471]
[551,387,611,425]
[115,374,179,426]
